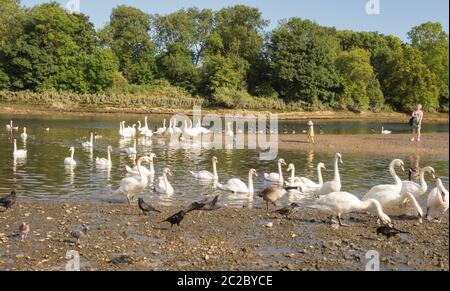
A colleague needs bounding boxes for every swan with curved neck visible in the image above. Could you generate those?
[363,159,404,198]
[308,192,392,227]
[287,163,326,191]
[13,139,27,159]
[21,127,28,140]
[126,153,156,176]
[264,159,287,184]
[155,168,174,195]
[64,147,76,166]
[216,169,257,194]
[226,122,234,137]
[156,119,167,135]
[113,156,151,205]
[426,178,449,221]
[190,157,219,181]
[401,166,436,198]
[96,146,113,166]
[316,153,343,196]
[363,159,424,222]
[81,132,94,148]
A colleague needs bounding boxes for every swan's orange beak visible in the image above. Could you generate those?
[432,171,436,179]
[401,165,405,172]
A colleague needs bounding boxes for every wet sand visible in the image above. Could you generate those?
[0,201,448,271]
[278,133,449,158]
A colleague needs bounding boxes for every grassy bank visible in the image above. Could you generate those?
[0,90,448,122]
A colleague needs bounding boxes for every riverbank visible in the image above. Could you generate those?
[0,201,448,271]
[278,133,449,159]
[1,103,448,122]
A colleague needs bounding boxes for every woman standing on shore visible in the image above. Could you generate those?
[410,104,424,142]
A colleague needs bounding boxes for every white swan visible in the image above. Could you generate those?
[401,166,436,199]
[113,156,151,205]
[426,178,448,221]
[316,153,343,196]
[363,159,404,197]
[155,168,174,195]
[123,139,137,155]
[264,158,287,184]
[120,121,134,138]
[381,127,391,135]
[166,119,174,136]
[126,153,156,176]
[64,147,77,166]
[13,139,27,159]
[96,145,113,166]
[6,120,13,130]
[363,160,424,220]
[139,116,150,135]
[226,122,234,137]
[81,132,94,148]
[20,127,28,140]
[190,157,219,181]
[173,118,182,135]
[216,169,257,194]
[287,163,326,192]
[308,192,392,226]
[155,119,167,135]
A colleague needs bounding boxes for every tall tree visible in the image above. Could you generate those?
[408,22,449,107]
[384,46,440,111]
[100,5,156,85]
[267,18,342,107]
[156,43,199,93]
[152,8,213,65]
[335,48,384,111]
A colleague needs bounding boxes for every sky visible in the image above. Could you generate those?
[21,0,449,42]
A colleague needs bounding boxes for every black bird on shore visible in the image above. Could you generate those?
[138,198,161,215]
[0,191,16,210]
[186,195,220,213]
[162,210,186,229]
[274,203,300,218]
[376,226,409,239]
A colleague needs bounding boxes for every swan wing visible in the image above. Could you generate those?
[400,181,423,197]
[191,170,214,180]
[223,178,247,193]
[264,173,280,182]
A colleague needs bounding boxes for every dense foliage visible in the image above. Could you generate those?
[0,0,448,112]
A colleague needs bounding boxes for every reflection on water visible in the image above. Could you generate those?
[0,115,448,209]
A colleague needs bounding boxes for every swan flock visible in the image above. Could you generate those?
[4,118,448,229]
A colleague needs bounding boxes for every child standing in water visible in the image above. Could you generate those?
[307,120,315,144]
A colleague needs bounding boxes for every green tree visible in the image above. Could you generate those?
[384,46,440,111]
[206,5,267,62]
[85,48,118,93]
[100,5,156,85]
[267,18,342,108]
[152,8,213,65]
[199,55,248,95]
[335,48,384,111]
[408,22,449,107]
[156,43,199,92]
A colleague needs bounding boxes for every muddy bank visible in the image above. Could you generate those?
[0,201,448,271]
[1,104,448,122]
[278,133,449,158]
